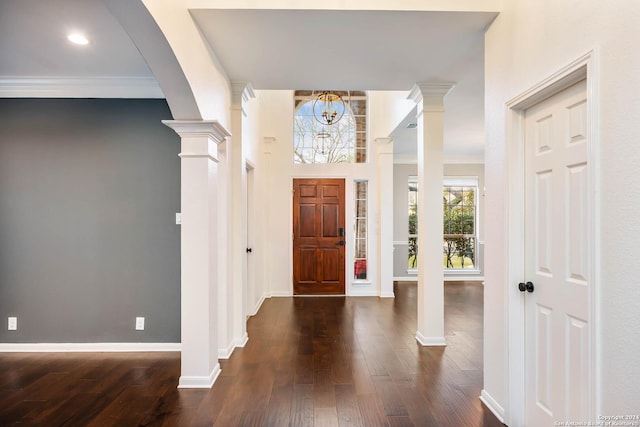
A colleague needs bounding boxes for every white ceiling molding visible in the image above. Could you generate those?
[0,76,164,99]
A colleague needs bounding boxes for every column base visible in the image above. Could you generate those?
[415,331,447,346]
[177,364,221,389]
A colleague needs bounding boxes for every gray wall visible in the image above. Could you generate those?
[0,99,181,343]
[392,163,485,278]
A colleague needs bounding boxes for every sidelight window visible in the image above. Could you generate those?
[354,180,368,280]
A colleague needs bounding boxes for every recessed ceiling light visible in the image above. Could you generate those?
[67,33,89,45]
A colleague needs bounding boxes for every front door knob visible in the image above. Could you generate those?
[518,281,534,293]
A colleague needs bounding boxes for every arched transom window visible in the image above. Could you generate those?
[293,90,367,164]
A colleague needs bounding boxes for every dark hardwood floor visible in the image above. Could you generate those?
[0,281,504,426]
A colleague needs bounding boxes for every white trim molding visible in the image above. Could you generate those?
[178,365,221,389]
[393,276,417,282]
[251,295,266,316]
[415,332,446,346]
[218,333,249,359]
[0,76,164,99]
[348,289,378,297]
[268,291,293,297]
[236,333,249,348]
[0,342,180,352]
[162,120,231,144]
[479,389,506,424]
[444,275,484,282]
[218,342,235,359]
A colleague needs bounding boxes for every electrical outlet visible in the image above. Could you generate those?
[8,317,17,331]
[135,317,145,331]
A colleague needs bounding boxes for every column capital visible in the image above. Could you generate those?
[408,82,456,112]
[231,81,256,116]
[374,137,394,155]
[162,120,231,144]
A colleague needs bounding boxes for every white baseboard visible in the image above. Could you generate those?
[236,333,248,348]
[269,291,292,297]
[380,291,395,298]
[392,276,485,282]
[178,364,221,389]
[0,342,181,353]
[251,295,266,316]
[218,333,249,359]
[348,289,378,296]
[479,389,506,423]
[415,332,447,346]
[393,276,417,282]
[218,341,235,359]
[445,275,485,282]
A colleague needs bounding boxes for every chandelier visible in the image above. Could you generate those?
[314,129,331,155]
[312,91,347,125]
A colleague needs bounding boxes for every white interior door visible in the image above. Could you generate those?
[524,79,590,425]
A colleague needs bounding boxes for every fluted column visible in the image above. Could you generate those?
[163,120,230,387]
[408,82,455,346]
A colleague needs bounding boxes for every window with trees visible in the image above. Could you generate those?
[443,179,477,269]
[407,177,478,270]
[408,177,418,270]
[293,91,367,164]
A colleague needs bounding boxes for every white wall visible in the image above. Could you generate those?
[484,0,640,416]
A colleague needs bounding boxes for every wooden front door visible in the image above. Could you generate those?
[293,178,345,295]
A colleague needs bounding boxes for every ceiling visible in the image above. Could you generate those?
[0,1,496,162]
[0,0,152,78]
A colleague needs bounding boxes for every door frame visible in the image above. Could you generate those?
[289,175,348,295]
[504,50,600,426]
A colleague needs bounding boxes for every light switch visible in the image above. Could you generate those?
[175,213,182,225]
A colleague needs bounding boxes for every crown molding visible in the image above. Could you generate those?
[0,76,164,99]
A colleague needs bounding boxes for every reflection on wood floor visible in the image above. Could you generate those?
[0,281,504,426]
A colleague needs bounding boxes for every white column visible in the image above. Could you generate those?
[217,134,230,359]
[408,82,455,346]
[163,120,230,388]
[375,137,395,298]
